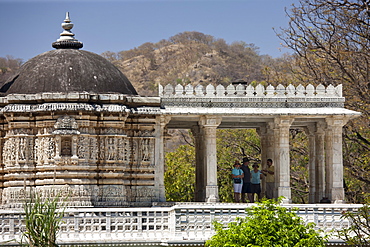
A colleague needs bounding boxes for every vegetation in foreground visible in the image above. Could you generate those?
[21,192,66,247]
[337,204,370,246]
[205,199,326,247]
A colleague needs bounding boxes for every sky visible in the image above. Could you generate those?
[0,0,299,62]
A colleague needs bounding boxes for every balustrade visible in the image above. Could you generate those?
[0,203,362,246]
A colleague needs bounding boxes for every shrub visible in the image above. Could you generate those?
[205,199,326,247]
[21,192,66,247]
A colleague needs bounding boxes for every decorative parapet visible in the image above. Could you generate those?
[160,83,342,98]
[0,92,161,115]
[159,83,345,108]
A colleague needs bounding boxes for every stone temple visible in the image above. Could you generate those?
[0,13,361,209]
[0,13,163,208]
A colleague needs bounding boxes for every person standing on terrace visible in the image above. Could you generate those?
[231,160,244,203]
[262,159,275,199]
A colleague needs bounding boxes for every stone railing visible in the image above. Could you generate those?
[159,83,343,99]
[0,203,362,246]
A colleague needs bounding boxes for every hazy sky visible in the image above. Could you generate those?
[0,0,299,62]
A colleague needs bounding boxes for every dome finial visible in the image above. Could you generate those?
[65,12,71,22]
[52,12,83,49]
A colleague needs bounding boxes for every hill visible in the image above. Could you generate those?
[0,56,23,87]
[101,31,294,96]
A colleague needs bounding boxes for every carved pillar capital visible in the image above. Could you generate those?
[325,116,350,128]
[273,116,294,129]
[199,115,222,128]
[304,123,316,136]
[157,115,171,127]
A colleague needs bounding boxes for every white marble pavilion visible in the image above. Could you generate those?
[159,83,360,204]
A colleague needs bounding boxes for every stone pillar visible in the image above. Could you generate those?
[54,135,61,160]
[325,117,348,203]
[257,127,267,198]
[273,117,294,203]
[155,116,171,202]
[191,125,204,202]
[197,116,221,202]
[258,123,275,198]
[315,121,326,203]
[305,124,316,203]
[71,135,78,160]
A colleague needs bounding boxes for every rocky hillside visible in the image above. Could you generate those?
[101,31,294,96]
[0,56,22,87]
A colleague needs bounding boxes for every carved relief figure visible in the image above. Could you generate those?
[99,137,105,160]
[141,138,150,161]
[107,137,115,160]
[18,137,26,161]
[117,137,124,161]
[9,138,16,161]
[34,138,40,162]
[3,137,15,165]
[28,138,34,160]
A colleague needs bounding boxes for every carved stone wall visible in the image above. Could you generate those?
[0,94,161,208]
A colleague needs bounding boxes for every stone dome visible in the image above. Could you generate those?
[0,13,137,95]
[1,49,137,95]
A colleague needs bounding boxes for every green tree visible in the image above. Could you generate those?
[289,129,310,204]
[205,199,326,247]
[278,0,370,203]
[164,144,195,202]
[337,203,370,246]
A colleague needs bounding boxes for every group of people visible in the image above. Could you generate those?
[231,157,275,203]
